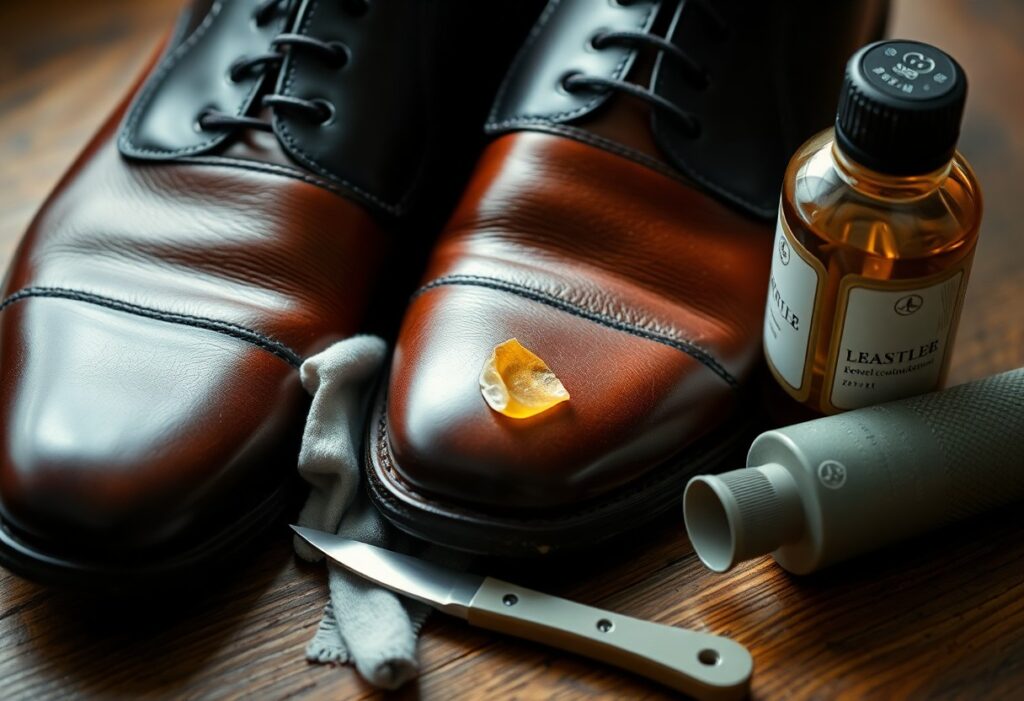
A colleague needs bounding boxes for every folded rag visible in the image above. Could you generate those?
[292,336,430,690]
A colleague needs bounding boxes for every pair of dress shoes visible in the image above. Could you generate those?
[0,0,887,586]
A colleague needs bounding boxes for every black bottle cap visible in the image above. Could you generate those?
[835,40,967,175]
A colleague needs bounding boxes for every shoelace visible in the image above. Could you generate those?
[197,0,369,133]
[562,0,728,138]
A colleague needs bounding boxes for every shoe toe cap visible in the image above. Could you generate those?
[383,283,736,509]
[0,296,302,549]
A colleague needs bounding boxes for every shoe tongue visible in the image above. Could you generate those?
[652,0,890,219]
[651,0,791,219]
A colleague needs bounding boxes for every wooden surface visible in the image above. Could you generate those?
[2,1,1024,699]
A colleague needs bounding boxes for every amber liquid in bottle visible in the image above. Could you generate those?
[768,129,982,414]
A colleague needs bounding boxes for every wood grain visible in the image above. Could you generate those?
[1,0,1023,699]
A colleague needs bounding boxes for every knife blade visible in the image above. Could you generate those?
[292,525,753,701]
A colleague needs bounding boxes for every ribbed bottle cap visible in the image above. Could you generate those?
[835,39,967,175]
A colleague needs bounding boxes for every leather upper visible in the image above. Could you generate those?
[487,0,659,130]
[377,0,889,512]
[383,131,769,508]
[0,0,543,550]
[121,0,543,216]
[12,109,386,361]
[119,0,289,159]
[0,89,383,546]
[488,0,890,218]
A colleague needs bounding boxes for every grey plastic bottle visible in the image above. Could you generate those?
[683,369,1024,574]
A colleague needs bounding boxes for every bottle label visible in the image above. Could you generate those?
[824,270,965,410]
[763,211,825,401]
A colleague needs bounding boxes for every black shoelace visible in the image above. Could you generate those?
[562,0,728,138]
[196,0,369,133]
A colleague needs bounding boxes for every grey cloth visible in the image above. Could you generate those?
[292,336,430,690]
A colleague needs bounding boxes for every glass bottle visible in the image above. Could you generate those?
[764,40,982,414]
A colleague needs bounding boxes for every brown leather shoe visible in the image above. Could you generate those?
[0,0,542,587]
[366,0,890,555]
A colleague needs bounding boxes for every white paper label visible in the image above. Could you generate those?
[763,214,821,393]
[828,272,963,409]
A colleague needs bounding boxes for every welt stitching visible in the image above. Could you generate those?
[371,390,744,523]
[486,0,658,129]
[0,287,302,368]
[271,0,408,218]
[414,274,737,388]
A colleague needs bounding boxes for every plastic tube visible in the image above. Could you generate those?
[683,368,1024,574]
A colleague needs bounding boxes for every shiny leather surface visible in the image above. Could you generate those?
[382,131,770,509]
[0,1,542,563]
[487,0,659,130]
[375,0,888,521]
[124,0,544,216]
[120,0,289,158]
[487,0,889,218]
[0,299,303,547]
[0,94,382,546]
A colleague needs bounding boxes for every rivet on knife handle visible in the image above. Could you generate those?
[466,577,753,701]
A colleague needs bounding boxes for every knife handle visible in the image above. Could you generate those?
[466,577,752,701]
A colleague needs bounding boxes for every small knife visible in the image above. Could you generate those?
[292,525,753,700]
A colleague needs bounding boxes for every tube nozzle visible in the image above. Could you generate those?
[683,464,805,572]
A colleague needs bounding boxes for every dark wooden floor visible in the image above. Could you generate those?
[2,1,1024,699]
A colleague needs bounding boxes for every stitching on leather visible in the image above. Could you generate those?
[487,122,696,191]
[488,121,774,220]
[117,1,404,216]
[119,1,225,157]
[538,124,690,185]
[271,0,410,218]
[370,389,746,525]
[176,154,395,213]
[165,1,199,54]
[119,1,272,159]
[485,0,562,126]
[414,274,738,388]
[0,287,302,368]
[486,0,658,129]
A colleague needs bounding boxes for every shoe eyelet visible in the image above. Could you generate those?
[587,31,608,51]
[557,71,583,96]
[226,61,246,84]
[325,41,352,69]
[310,98,337,126]
[193,107,215,133]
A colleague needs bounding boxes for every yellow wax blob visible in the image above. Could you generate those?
[479,338,570,419]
